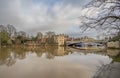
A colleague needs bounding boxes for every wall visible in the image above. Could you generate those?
[107,41,120,48]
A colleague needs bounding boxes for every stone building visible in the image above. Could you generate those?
[54,35,65,46]
[40,34,65,46]
[107,41,120,48]
[25,33,65,46]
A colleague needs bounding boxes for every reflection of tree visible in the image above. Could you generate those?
[45,53,55,59]
[34,47,45,57]
[5,53,16,67]
[0,48,11,65]
[0,48,16,66]
[0,47,27,66]
[23,46,69,59]
[14,47,27,60]
[45,46,56,59]
[24,46,45,57]
[0,46,71,66]
[111,50,120,62]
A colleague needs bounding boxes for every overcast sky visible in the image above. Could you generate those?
[0,0,100,37]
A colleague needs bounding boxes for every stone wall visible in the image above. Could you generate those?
[107,41,120,48]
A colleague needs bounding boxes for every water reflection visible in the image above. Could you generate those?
[107,49,120,57]
[0,46,68,66]
[0,46,118,78]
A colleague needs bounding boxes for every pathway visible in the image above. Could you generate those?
[93,62,120,78]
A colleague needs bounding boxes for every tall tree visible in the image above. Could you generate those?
[45,31,56,44]
[0,32,10,46]
[45,31,55,38]
[80,0,120,35]
[6,24,16,37]
[17,31,26,37]
[0,25,7,32]
[37,32,43,39]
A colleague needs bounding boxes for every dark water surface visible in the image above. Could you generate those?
[0,46,118,78]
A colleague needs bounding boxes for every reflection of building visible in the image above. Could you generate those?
[107,49,120,57]
[54,46,66,56]
[45,46,67,56]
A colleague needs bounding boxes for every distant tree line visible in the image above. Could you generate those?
[0,24,62,46]
[0,24,28,46]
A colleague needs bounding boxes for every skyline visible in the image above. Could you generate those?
[0,0,102,38]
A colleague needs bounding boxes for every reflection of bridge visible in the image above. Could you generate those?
[66,40,106,46]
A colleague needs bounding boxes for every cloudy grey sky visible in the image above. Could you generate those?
[0,0,99,37]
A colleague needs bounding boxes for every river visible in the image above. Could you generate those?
[0,46,119,78]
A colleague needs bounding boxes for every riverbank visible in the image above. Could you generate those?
[93,62,120,78]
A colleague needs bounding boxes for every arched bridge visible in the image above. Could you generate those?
[66,40,106,46]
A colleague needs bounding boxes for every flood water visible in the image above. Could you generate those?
[0,46,119,78]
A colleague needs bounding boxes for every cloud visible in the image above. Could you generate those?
[0,0,95,37]
[32,0,90,6]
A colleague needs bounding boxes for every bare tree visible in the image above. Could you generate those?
[45,31,56,44]
[0,25,7,32]
[15,31,27,44]
[80,0,120,34]
[6,24,16,37]
[45,31,55,38]
[17,31,26,37]
[37,32,43,39]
